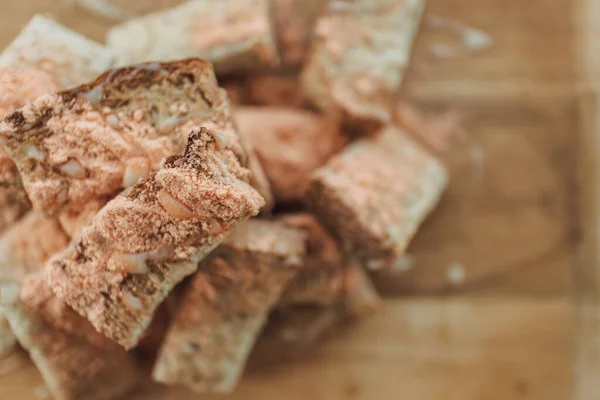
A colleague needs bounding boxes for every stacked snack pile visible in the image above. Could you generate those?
[0,1,456,398]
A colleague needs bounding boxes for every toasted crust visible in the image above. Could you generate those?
[0,15,110,230]
[153,220,306,393]
[107,0,280,75]
[308,126,448,270]
[0,67,58,234]
[47,128,264,349]
[235,107,347,203]
[301,0,425,133]
[1,278,139,400]
[0,58,244,216]
[0,15,114,89]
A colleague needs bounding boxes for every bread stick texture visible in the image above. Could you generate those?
[301,0,425,133]
[47,127,265,349]
[107,0,280,75]
[153,219,306,393]
[0,59,243,216]
[0,15,114,89]
[1,275,139,400]
[308,126,447,271]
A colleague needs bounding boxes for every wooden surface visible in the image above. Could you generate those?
[0,0,588,399]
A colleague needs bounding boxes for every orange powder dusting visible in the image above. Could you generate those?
[0,59,243,216]
[47,128,264,348]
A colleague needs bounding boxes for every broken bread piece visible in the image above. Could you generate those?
[0,15,114,89]
[1,275,139,400]
[308,126,447,271]
[153,219,306,393]
[301,0,425,134]
[0,58,244,216]
[47,128,265,349]
[107,0,279,75]
[279,213,345,305]
[0,66,59,234]
[235,107,347,203]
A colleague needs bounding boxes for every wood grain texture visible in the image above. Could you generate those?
[0,0,584,399]
[374,94,579,296]
[0,298,574,400]
[407,0,577,96]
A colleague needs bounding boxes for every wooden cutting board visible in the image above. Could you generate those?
[0,0,591,399]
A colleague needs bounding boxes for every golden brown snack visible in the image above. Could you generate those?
[0,59,243,216]
[280,213,345,305]
[0,15,114,89]
[235,107,347,203]
[1,275,139,400]
[47,128,265,349]
[301,0,425,134]
[0,67,59,234]
[271,0,327,67]
[0,14,113,231]
[308,126,447,270]
[153,220,306,393]
[107,0,280,75]
[244,72,305,107]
